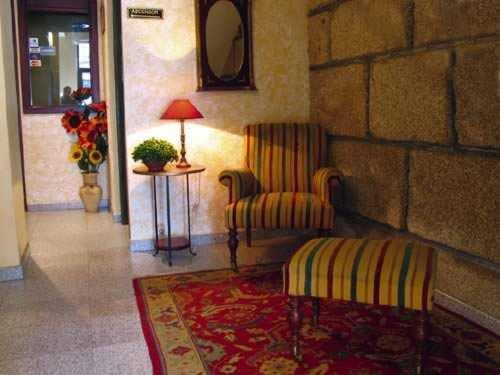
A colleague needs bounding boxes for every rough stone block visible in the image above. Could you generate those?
[408,150,500,262]
[455,42,500,149]
[330,0,407,60]
[309,12,330,65]
[415,0,498,45]
[330,140,407,228]
[311,64,367,137]
[370,51,452,144]
[437,251,500,320]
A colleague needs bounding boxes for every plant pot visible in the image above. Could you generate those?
[145,161,166,172]
[79,172,102,213]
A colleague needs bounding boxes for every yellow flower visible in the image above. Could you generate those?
[89,150,103,165]
[68,147,83,163]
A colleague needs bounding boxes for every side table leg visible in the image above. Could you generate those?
[166,176,172,266]
[152,176,159,256]
[186,174,196,256]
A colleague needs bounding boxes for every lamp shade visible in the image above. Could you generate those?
[161,99,203,120]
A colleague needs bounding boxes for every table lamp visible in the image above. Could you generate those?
[161,99,203,168]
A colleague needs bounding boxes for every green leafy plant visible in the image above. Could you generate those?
[132,138,178,165]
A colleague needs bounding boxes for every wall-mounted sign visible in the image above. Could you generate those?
[128,8,163,19]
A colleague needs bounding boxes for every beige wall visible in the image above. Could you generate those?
[0,0,28,268]
[122,0,310,243]
[309,0,499,319]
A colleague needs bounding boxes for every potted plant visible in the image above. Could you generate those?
[61,95,108,213]
[132,138,178,172]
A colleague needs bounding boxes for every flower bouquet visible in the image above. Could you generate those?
[61,92,107,212]
[71,87,92,103]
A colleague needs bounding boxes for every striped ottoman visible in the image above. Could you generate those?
[283,238,437,367]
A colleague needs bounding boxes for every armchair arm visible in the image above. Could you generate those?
[313,168,343,205]
[218,168,256,204]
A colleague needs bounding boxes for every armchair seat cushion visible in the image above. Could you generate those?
[224,192,334,230]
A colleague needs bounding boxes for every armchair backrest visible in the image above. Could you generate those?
[244,123,327,193]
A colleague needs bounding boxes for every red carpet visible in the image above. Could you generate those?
[133,264,499,374]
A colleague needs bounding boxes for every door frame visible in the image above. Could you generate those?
[112,0,129,225]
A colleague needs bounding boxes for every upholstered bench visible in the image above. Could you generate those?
[283,237,437,368]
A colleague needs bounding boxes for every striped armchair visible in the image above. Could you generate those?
[218,123,342,271]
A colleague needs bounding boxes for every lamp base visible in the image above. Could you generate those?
[176,159,191,169]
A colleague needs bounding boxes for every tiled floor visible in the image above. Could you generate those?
[1,210,383,374]
[0,208,395,374]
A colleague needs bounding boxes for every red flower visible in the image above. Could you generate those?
[78,137,95,151]
[89,101,106,114]
[71,88,92,101]
[61,111,83,133]
[78,120,99,147]
[90,116,107,135]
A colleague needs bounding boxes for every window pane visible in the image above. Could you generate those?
[78,42,90,69]
[26,12,92,107]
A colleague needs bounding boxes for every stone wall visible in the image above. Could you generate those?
[308,0,500,321]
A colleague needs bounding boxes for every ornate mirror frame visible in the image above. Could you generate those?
[195,0,255,91]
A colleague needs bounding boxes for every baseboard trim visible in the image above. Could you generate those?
[435,290,500,336]
[130,232,227,252]
[27,200,109,212]
[129,228,316,252]
[0,265,23,282]
[0,243,31,282]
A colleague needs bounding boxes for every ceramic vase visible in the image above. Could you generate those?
[79,172,102,213]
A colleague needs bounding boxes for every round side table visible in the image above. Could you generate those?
[133,164,206,266]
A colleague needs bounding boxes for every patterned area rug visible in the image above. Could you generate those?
[133,264,500,375]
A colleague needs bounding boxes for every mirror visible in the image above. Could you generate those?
[206,2,243,81]
[196,0,255,91]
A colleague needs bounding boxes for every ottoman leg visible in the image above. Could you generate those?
[290,296,303,361]
[228,229,239,273]
[312,297,320,326]
[415,311,430,374]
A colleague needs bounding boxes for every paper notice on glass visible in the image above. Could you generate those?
[29,47,40,54]
[30,60,42,67]
[29,53,41,61]
[29,37,39,47]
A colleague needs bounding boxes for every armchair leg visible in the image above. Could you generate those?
[228,229,239,273]
[289,296,303,361]
[312,297,320,326]
[415,311,430,374]
[246,227,252,247]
